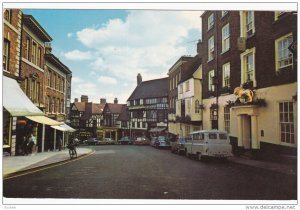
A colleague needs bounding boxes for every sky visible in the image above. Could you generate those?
[23,9,203,104]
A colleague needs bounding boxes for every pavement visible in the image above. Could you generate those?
[2,146,297,178]
[2,147,93,177]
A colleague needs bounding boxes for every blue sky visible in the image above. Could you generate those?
[23,9,203,104]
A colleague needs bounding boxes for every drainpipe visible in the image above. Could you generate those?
[215,11,219,130]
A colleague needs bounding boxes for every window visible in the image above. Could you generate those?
[193,133,204,140]
[208,133,217,139]
[275,34,293,71]
[53,73,56,89]
[37,47,42,67]
[275,11,285,21]
[195,100,200,113]
[208,36,214,61]
[246,11,254,36]
[32,42,37,65]
[240,11,255,38]
[25,38,30,60]
[4,9,11,23]
[279,102,295,144]
[208,70,215,91]
[175,74,178,87]
[3,39,10,71]
[36,82,40,103]
[53,98,56,113]
[222,24,230,52]
[186,99,191,114]
[222,11,228,17]
[61,99,64,114]
[222,63,230,87]
[207,13,214,30]
[224,107,230,133]
[185,81,190,92]
[179,84,183,94]
[57,75,60,90]
[241,48,256,85]
[219,133,228,140]
[47,71,51,87]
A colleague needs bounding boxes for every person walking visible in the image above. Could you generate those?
[21,136,29,155]
[57,136,62,151]
[27,133,36,154]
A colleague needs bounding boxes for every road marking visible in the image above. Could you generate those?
[3,150,96,180]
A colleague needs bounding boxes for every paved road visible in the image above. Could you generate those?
[3,145,297,200]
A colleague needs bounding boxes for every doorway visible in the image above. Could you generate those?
[242,115,252,149]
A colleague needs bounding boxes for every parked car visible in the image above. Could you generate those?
[154,136,170,148]
[184,130,233,161]
[119,136,133,145]
[150,136,158,147]
[134,137,150,145]
[102,138,115,145]
[84,137,100,145]
[170,137,187,154]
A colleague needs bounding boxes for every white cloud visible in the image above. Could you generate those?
[67,33,73,38]
[72,11,203,103]
[64,50,93,60]
[97,76,117,85]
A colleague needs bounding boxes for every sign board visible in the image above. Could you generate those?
[237,37,246,51]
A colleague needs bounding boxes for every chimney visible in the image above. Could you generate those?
[114,98,118,104]
[197,39,202,56]
[100,98,106,104]
[81,95,88,103]
[74,98,78,102]
[137,73,142,86]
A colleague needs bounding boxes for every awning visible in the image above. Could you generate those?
[26,116,63,126]
[51,123,76,132]
[3,76,44,116]
[149,127,167,133]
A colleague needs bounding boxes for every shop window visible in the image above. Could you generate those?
[224,107,230,133]
[279,102,295,145]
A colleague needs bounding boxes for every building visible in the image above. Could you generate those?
[44,44,73,150]
[167,56,194,136]
[117,105,130,138]
[102,98,126,142]
[127,74,169,139]
[3,10,66,155]
[176,55,203,137]
[200,11,297,159]
[70,96,106,140]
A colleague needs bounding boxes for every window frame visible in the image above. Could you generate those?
[3,39,10,71]
[275,33,293,71]
[222,62,230,88]
[224,107,230,133]
[208,70,215,91]
[279,101,295,145]
[32,41,37,65]
[222,23,230,53]
[207,13,214,30]
[208,36,214,62]
[240,47,256,87]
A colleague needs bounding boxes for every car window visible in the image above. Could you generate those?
[208,133,218,139]
[193,133,204,140]
[219,133,227,140]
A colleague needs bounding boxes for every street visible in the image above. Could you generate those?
[3,145,297,200]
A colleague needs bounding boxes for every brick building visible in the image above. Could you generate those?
[200,11,297,159]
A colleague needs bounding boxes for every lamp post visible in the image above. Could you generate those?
[214,10,219,130]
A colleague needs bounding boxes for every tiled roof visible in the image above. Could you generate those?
[93,103,105,114]
[105,103,126,114]
[127,77,168,101]
[74,102,86,112]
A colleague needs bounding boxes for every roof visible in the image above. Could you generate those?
[179,55,202,83]
[73,102,86,112]
[93,103,105,114]
[104,103,126,114]
[79,102,105,120]
[45,54,72,74]
[127,77,168,101]
[117,105,129,121]
[23,14,52,42]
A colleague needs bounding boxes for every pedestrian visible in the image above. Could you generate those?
[57,136,62,151]
[27,133,36,154]
[21,136,29,155]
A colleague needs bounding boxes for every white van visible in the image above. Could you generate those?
[184,130,233,161]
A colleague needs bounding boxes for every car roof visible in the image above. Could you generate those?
[190,130,227,134]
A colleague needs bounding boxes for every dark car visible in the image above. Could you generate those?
[84,138,100,145]
[119,136,133,145]
[171,137,187,154]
